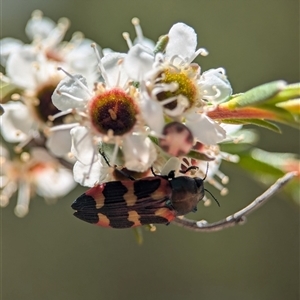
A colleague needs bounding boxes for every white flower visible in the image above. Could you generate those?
[122,22,232,148]
[6,45,57,89]
[123,22,208,81]
[0,10,100,156]
[0,146,76,217]
[199,68,232,103]
[50,50,157,185]
[2,10,99,89]
[1,10,69,72]
[25,10,63,43]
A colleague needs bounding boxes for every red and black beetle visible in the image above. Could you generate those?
[71,167,208,229]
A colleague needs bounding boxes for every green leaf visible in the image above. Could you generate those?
[227,81,287,109]
[238,154,285,178]
[257,104,299,128]
[221,118,281,133]
[263,82,300,105]
[276,99,300,115]
[220,143,254,154]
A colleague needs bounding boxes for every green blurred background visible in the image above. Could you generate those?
[1,0,299,299]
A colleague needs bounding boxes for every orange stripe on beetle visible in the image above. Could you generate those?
[128,210,142,227]
[97,213,111,227]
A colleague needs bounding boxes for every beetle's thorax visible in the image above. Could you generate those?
[169,176,205,215]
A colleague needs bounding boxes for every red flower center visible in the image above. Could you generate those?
[89,88,138,136]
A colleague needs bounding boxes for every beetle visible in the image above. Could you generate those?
[71,163,218,229]
[71,150,219,229]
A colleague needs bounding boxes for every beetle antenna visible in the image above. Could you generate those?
[151,166,158,176]
[99,149,111,167]
[99,149,135,181]
[151,167,176,180]
[179,165,199,174]
[202,162,209,181]
[204,189,220,207]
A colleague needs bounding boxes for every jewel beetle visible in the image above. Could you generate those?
[71,166,213,229]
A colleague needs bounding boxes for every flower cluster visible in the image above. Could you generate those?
[1,12,299,218]
[0,10,97,215]
[49,21,240,191]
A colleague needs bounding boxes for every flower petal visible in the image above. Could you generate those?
[6,46,43,89]
[70,126,97,165]
[35,166,76,198]
[161,157,181,176]
[0,102,34,142]
[133,36,155,50]
[66,39,99,86]
[0,38,23,66]
[122,134,157,172]
[221,123,243,135]
[46,128,72,157]
[165,23,197,61]
[101,52,128,88]
[123,44,154,81]
[25,13,56,41]
[140,87,165,135]
[52,74,90,110]
[186,113,226,145]
[73,157,109,187]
